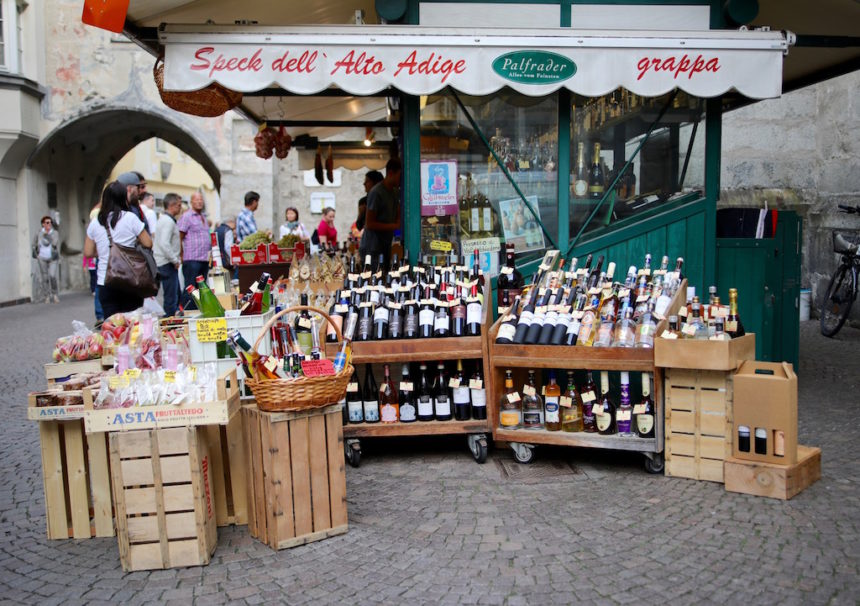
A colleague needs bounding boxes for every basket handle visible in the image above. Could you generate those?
[251,305,342,353]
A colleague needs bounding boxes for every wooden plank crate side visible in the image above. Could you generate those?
[724,445,821,500]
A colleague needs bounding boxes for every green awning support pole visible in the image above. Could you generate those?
[565,90,678,258]
[450,90,558,251]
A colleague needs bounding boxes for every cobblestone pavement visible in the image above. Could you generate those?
[0,292,858,605]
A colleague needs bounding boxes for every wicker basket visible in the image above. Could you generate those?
[245,305,353,413]
[153,57,243,118]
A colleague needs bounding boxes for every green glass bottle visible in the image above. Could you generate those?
[196,276,227,358]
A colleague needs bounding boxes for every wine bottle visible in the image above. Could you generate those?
[634,373,655,438]
[450,360,472,421]
[572,141,589,199]
[433,362,452,421]
[550,287,578,345]
[380,363,400,424]
[225,330,255,380]
[726,288,745,338]
[497,243,524,302]
[450,288,466,337]
[294,293,314,353]
[333,312,357,373]
[387,290,403,340]
[560,371,584,432]
[536,289,561,345]
[595,371,616,435]
[521,370,543,429]
[470,193,481,237]
[616,372,633,436]
[512,286,539,344]
[470,362,487,420]
[544,371,561,432]
[416,363,435,422]
[481,194,494,237]
[403,288,420,339]
[499,369,522,429]
[326,290,347,343]
[372,290,390,340]
[465,283,482,337]
[418,287,435,339]
[346,370,363,423]
[362,365,380,423]
[357,294,374,342]
[495,295,521,344]
[433,287,450,338]
[564,294,587,346]
[588,142,605,200]
[260,277,273,314]
[581,371,598,432]
[398,364,417,423]
[577,292,601,347]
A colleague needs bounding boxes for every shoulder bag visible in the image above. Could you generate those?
[105,225,159,298]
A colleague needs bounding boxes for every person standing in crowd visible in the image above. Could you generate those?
[316,207,337,249]
[351,170,383,241]
[177,191,210,310]
[116,172,148,232]
[32,215,60,304]
[215,215,236,273]
[236,191,260,244]
[94,181,153,318]
[154,193,183,317]
[140,191,158,236]
[360,158,402,270]
[279,207,311,243]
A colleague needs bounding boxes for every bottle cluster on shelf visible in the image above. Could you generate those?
[496,252,685,348]
[662,286,746,341]
[343,360,488,425]
[498,368,655,438]
[458,174,499,240]
[333,250,486,343]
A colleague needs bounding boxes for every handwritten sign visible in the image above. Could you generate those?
[301,359,336,377]
[196,318,228,342]
[431,240,454,252]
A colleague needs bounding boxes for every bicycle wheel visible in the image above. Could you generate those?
[820,264,855,337]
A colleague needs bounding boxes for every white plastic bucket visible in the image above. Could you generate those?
[799,288,811,321]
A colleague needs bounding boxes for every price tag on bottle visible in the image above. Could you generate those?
[638,268,651,277]
[347,274,359,282]
[661,331,678,340]
[400,382,413,392]
[196,318,228,343]
[617,410,632,422]
[588,287,601,296]
[426,216,439,225]
[448,298,461,308]
[522,385,536,397]
[541,386,547,396]
[633,404,647,415]
[677,306,688,318]
[500,266,514,276]
[388,302,402,310]
[507,392,521,403]
[582,391,596,403]
[636,295,649,303]
[682,324,698,337]
[335,304,349,314]
[469,379,483,390]
[593,406,606,417]
[559,396,572,408]
[347,383,359,393]
[298,318,312,329]
[263,357,279,373]
[619,289,630,298]
[448,378,461,388]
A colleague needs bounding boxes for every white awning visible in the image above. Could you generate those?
[161,25,790,100]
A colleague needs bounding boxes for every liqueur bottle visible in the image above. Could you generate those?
[634,301,658,348]
[544,371,562,432]
[581,371,599,433]
[379,363,400,424]
[560,371,584,432]
[595,371,617,435]
[362,365,380,423]
[433,362,452,421]
[726,288,746,338]
[470,362,487,421]
[616,371,634,436]
[416,363,435,422]
[634,373,655,438]
[452,359,472,421]
[499,369,522,429]
[521,370,544,429]
[398,364,417,423]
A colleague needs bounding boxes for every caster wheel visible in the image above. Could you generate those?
[471,438,488,464]
[644,454,664,474]
[345,442,361,468]
[511,442,535,464]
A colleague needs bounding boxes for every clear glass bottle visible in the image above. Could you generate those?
[499,370,522,429]
[521,370,544,429]
[595,371,617,435]
[379,363,399,424]
[560,371,584,432]
[398,364,417,423]
[544,371,562,432]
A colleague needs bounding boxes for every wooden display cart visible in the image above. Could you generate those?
[486,280,686,471]
[324,281,492,466]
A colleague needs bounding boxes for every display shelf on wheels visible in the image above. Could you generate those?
[486,280,686,471]
[325,281,492,466]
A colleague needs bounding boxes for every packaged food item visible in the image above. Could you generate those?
[52,320,104,362]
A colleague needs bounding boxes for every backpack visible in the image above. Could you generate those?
[311,228,320,246]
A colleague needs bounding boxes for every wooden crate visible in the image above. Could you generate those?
[109,426,217,571]
[243,403,348,550]
[725,445,821,500]
[664,368,733,483]
[205,406,248,527]
[45,359,104,384]
[30,393,113,539]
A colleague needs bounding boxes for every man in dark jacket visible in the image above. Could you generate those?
[215,215,236,274]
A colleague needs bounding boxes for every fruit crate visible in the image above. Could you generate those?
[242,403,348,550]
[109,426,217,571]
[29,392,113,539]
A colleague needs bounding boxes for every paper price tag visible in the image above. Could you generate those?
[522,385,536,397]
[263,357,279,373]
[388,302,402,310]
[500,267,514,275]
[335,305,349,314]
[298,318,312,329]
[399,382,413,392]
[196,317,228,343]
[619,289,631,298]
[507,392,521,403]
[593,406,606,417]
[633,404,647,415]
[426,216,439,225]
[347,383,359,393]
[661,332,679,340]
[588,288,601,295]
[449,378,461,388]
[469,379,483,390]
[163,370,176,383]
[677,307,688,318]
[638,268,651,276]
[617,410,632,422]
[108,375,130,389]
[559,396,572,408]
[682,324,698,337]
[582,391,596,403]
[636,295,649,303]
[430,240,453,252]
[541,386,547,396]
[347,274,359,282]
[360,271,372,280]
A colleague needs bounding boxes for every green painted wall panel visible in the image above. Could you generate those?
[666,220,687,261]
[683,212,705,292]
[646,226,667,267]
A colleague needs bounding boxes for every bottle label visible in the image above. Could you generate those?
[466,302,482,324]
[347,401,363,422]
[545,397,560,423]
[434,314,449,331]
[574,179,588,197]
[404,314,418,334]
[369,290,381,305]
[523,411,542,427]
[452,386,470,404]
[358,316,372,338]
[374,306,389,323]
[595,413,611,432]
[500,410,520,427]
[419,309,435,328]
[363,401,380,422]
[518,310,533,327]
[497,323,516,341]
[417,396,434,417]
[471,389,487,408]
[471,209,480,232]
[297,333,314,354]
[380,404,398,423]
[636,414,654,434]
[388,315,401,336]
[616,409,632,422]
[399,402,416,421]
[451,304,466,320]
[483,208,492,232]
[434,396,451,417]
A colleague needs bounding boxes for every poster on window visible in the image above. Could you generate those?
[498,195,545,253]
[420,160,458,216]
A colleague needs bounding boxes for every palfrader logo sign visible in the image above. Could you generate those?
[492,51,576,84]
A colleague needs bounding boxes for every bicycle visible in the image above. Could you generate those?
[820,205,860,337]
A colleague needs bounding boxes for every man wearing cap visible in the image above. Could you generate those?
[116,172,149,232]
[154,193,182,317]
[176,191,210,310]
